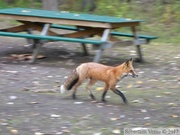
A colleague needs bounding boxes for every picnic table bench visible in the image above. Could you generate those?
[0,8,157,63]
[51,24,157,42]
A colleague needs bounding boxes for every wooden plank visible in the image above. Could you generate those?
[111,22,140,28]
[63,28,103,38]
[0,21,58,36]
[0,14,112,28]
[19,21,58,36]
[0,24,27,32]
[108,35,121,41]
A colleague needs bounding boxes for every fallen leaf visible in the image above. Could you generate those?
[96,87,103,91]
[47,75,53,78]
[168,103,177,107]
[106,96,111,98]
[1,123,9,126]
[9,96,17,100]
[144,123,152,126]
[74,102,83,104]
[81,114,92,120]
[119,115,125,118]
[91,100,98,103]
[34,132,44,135]
[134,85,142,88]
[32,81,40,85]
[5,70,18,74]
[143,98,150,101]
[56,132,63,135]
[110,117,119,121]
[144,117,151,120]
[155,95,162,98]
[131,100,141,103]
[7,102,14,105]
[112,129,121,134]
[61,126,68,129]
[136,81,143,84]
[10,129,18,135]
[96,105,103,108]
[31,67,37,70]
[50,114,61,118]
[29,102,39,104]
[22,87,31,91]
[127,84,133,88]
[140,109,147,113]
[163,92,172,95]
[61,129,70,133]
[170,114,178,118]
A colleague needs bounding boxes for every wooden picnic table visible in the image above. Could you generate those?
[0,8,147,63]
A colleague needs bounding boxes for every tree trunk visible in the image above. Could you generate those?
[5,0,14,4]
[80,0,96,13]
[42,0,59,11]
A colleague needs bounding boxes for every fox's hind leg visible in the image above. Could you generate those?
[86,78,97,100]
[102,83,109,102]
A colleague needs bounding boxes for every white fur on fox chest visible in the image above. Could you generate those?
[118,73,128,82]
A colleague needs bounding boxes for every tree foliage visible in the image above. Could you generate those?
[0,0,179,42]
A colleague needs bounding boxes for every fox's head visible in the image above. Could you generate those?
[123,58,138,78]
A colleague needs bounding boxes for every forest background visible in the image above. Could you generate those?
[0,0,179,43]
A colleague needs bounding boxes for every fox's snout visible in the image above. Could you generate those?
[133,73,138,78]
[129,70,138,78]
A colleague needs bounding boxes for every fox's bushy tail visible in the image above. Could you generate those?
[60,69,79,94]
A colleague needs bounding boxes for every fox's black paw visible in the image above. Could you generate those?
[90,94,96,100]
[72,94,76,99]
[124,99,128,104]
[102,99,107,103]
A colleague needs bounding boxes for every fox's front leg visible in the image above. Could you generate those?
[72,80,83,99]
[111,87,128,104]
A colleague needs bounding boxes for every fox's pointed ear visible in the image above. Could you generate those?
[125,59,130,66]
[125,58,133,66]
[129,58,133,62]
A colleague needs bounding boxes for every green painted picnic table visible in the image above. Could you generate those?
[0,8,149,63]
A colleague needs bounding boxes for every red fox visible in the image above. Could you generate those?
[60,58,138,103]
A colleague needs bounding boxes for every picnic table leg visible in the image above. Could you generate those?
[93,29,110,62]
[136,45,143,62]
[81,43,89,56]
[30,40,42,63]
[30,24,50,63]
[26,29,35,48]
[131,26,144,62]
[93,49,103,62]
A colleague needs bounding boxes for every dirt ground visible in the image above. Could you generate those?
[0,33,179,135]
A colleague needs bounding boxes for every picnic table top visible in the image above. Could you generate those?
[0,8,143,24]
